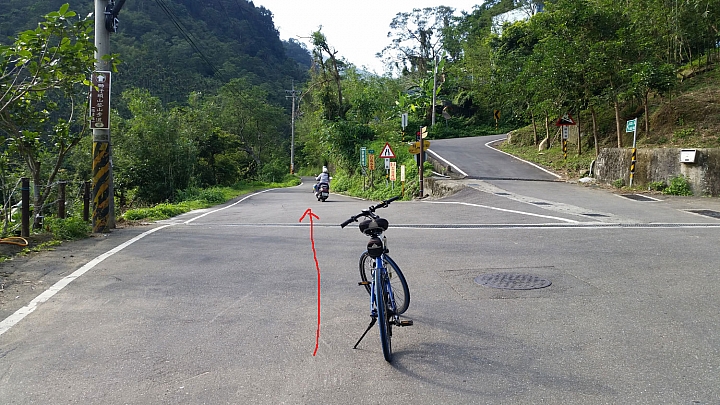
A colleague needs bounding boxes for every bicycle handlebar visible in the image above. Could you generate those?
[340,196,401,228]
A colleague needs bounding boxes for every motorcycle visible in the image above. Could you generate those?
[315,182,329,202]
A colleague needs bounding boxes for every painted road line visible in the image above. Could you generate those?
[485,138,562,179]
[426,149,468,177]
[184,189,274,224]
[465,182,620,222]
[0,190,272,337]
[0,224,173,336]
[422,200,580,223]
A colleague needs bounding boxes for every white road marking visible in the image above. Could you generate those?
[0,225,172,336]
[183,190,273,224]
[425,149,468,177]
[422,200,580,223]
[0,190,275,337]
[484,138,562,179]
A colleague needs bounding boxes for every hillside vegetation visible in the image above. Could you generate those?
[0,0,718,237]
[501,63,720,181]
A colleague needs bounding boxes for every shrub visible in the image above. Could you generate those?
[44,217,91,240]
[663,176,693,196]
[612,179,625,188]
[647,181,667,192]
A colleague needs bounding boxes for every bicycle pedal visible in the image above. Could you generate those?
[399,320,413,327]
[358,281,371,286]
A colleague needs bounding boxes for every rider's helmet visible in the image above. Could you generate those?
[322,166,328,173]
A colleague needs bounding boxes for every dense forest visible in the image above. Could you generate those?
[0,0,311,229]
[1,0,719,230]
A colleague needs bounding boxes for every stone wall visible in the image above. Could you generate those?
[595,148,720,196]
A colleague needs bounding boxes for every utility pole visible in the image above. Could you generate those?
[431,55,438,127]
[285,82,299,174]
[92,0,113,233]
[92,0,125,232]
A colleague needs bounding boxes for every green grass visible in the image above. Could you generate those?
[122,177,301,221]
[498,141,595,178]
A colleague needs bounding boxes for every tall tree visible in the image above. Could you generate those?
[0,4,95,226]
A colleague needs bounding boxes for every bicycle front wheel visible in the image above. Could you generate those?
[359,252,410,315]
[375,269,392,362]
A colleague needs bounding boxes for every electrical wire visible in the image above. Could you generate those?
[152,0,227,80]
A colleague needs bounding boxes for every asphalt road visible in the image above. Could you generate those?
[428,135,559,181]
[1,137,720,404]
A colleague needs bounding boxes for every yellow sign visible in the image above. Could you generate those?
[420,126,428,139]
[409,140,430,154]
[389,162,396,181]
[368,154,375,170]
[494,109,501,120]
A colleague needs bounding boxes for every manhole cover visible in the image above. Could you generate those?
[474,273,552,290]
[620,194,657,202]
[530,201,552,206]
[686,209,720,219]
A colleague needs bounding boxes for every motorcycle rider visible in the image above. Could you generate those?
[314,166,330,194]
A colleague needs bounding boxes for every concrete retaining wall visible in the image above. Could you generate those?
[595,148,720,196]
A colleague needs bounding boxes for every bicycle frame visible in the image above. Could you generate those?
[369,250,398,321]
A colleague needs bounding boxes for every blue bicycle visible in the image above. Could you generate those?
[341,196,412,362]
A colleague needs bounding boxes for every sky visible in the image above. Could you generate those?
[252,1,484,75]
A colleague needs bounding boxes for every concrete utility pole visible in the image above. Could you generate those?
[92,0,125,232]
[285,82,299,174]
[431,55,438,127]
[92,0,113,233]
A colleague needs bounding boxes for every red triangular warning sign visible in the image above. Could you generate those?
[379,142,395,159]
[555,114,576,126]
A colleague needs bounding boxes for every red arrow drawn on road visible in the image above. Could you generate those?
[299,208,321,356]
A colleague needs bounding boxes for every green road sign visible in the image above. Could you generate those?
[360,147,367,167]
[626,118,637,133]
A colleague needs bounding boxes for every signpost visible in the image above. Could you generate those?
[493,109,500,129]
[626,118,638,186]
[367,149,375,189]
[556,113,576,160]
[360,147,367,167]
[389,161,396,190]
[418,126,429,197]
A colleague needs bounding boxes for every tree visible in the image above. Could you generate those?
[310,29,348,120]
[214,79,287,179]
[379,7,456,77]
[0,4,96,226]
[113,89,194,203]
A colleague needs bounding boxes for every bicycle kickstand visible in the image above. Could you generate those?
[353,317,376,349]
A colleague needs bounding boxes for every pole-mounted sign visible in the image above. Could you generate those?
[379,142,395,159]
[627,118,638,186]
[90,71,111,131]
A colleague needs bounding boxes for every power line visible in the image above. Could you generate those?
[152,0,227,81]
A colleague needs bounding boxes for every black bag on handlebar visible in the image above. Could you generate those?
[359,218,388,235]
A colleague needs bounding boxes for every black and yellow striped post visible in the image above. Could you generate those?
[563,139,568,160]
[629,148,637,187]
[92,141,111,232]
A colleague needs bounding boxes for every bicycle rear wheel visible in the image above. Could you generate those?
[359,252,410,314]
[375,268,392,362]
